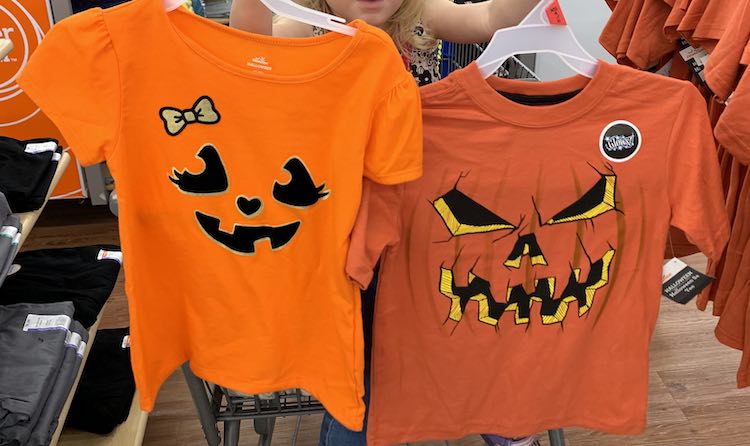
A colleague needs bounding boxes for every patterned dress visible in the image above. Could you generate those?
[313,23,441,86]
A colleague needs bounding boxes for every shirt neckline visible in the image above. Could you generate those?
[157,0,365,83]
[455,60,618,128]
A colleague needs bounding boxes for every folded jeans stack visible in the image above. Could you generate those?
[0,302,88,446]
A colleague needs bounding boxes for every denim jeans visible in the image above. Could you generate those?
[318,368,370,446]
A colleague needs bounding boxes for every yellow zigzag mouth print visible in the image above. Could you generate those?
[439,249,616,326]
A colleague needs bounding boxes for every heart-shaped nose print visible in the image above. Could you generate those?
[237,196,263,217]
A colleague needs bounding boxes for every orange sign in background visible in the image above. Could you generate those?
[1,0,86,199]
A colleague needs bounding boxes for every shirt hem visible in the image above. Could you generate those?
[715,324,744,351]
[367,418,647,446]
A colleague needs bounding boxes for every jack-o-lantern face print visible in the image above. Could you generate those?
[432,165,619,329]
[169,145,330,255]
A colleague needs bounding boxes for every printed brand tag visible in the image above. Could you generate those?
[662,258,714,304]
[77,341,87,357]
[97,249,123,265]
[23,314,72,332]
[24,141,58,154]
[122,335,130,349]
[0,226,18,239]
[545,0,567,25]
[8,264,21,276]
[678,39,709,83]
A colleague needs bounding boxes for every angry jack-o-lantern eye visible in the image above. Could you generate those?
[545,174,617,225]
[273,157,330,208]
[433,189,517,236]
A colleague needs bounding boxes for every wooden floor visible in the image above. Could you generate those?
[26,201,750,446]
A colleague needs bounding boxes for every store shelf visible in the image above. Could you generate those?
[9,149,146,446]
[0,39,12,59]
[57,392,148,446]
[48,316,101,446]
[17,151,71,247]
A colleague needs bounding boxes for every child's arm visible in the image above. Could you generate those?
[423,0,540,44]
[229,0,313,37]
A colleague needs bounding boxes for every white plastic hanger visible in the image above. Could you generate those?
[476,0,598,78]
[162,0,357,36]
[0,39,12,60]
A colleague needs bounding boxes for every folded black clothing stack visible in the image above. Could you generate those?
[0,302,88,446]
[0,193,21,287]
[0,245,122,328]
[0,137,62,213]
[66,328,135,435]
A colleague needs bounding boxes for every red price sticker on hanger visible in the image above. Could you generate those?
[546,0,568,25]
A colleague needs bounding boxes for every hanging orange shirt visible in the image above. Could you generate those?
[628,0,676,69]
[664,0,690,41]
[705,0,750,100]
[600,0,637,62]
[712,69,750,388]
[348,62,729,445]
[692,0,741,52]
[678,0,708,42]
[17,0,423,429]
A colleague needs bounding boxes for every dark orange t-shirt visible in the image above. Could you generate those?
[712,69,750,388]
[705,0,750,100]
[17,0,423,429]
[347,62,729,445]
[628,0,677,69]
[600,0,637,61]
[692,0,741,52]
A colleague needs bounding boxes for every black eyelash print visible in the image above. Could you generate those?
[169,145,229,195]
[273,157,330,208]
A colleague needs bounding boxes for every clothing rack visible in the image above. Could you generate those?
[183,363,566,445]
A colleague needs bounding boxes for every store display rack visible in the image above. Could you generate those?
[183,364,326,446]
[9,152,148,446]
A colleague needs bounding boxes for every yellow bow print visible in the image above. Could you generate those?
[160,96,221,136]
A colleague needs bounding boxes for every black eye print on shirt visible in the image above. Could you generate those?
[273,157,330,208]
[169,145,229,195]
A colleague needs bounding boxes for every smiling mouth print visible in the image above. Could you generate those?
[170,146,330,255]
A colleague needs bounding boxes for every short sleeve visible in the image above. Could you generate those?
[667,84,730,261]
[364,75,423,185]
[17,9,120,167]
[715,71,750,164]
[346,179,403,289]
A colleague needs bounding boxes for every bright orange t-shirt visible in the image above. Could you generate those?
[347,62,729,445]
[17,0,423,429]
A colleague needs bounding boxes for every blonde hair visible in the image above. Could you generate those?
[295,0,436,52]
